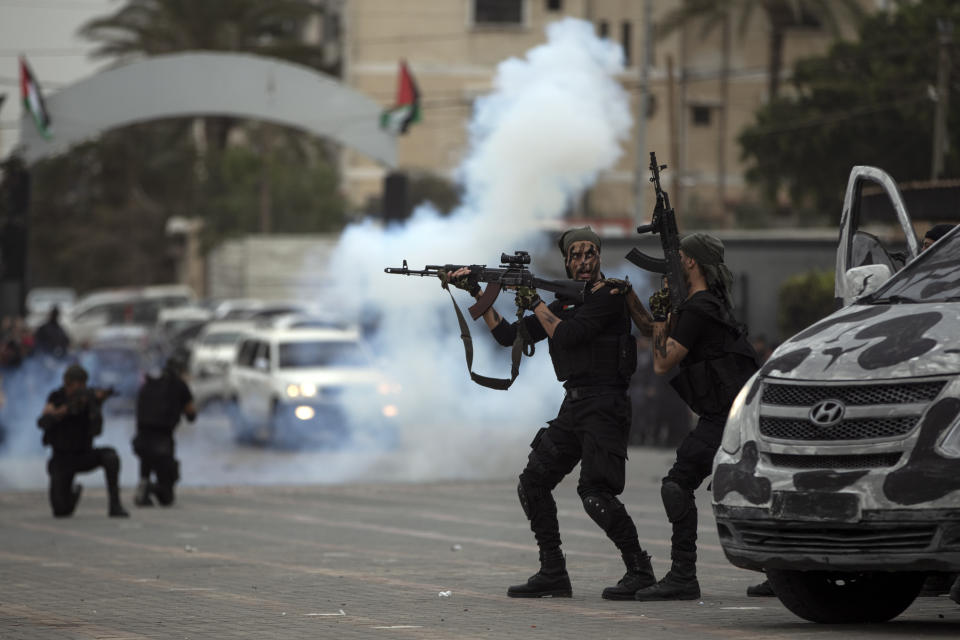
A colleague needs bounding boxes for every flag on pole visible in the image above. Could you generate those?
[379,61,421,135]
[20,55,52,139]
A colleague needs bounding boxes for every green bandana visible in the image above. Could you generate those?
[681,232,734,306]
[557,226,601,257]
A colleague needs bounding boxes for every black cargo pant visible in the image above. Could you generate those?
[661,415,725,575]
[517,391,641,554]
[133,430,179,506]
[47,448,122,517]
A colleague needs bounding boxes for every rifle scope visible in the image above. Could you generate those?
[500,251,531,265]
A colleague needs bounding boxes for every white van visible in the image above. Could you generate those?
[226,327,400,447]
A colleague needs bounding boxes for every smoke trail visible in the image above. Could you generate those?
[317,18,633,479]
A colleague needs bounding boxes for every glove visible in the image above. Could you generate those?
[515,286,542,311]
[648,288,671,322]
[439,269,481,296]
[451,274,481,296]
[595,277,631,295]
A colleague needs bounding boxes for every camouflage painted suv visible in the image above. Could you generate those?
[712,166,960,623]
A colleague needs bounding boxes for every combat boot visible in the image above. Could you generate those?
[602,550,656,600]
[107,480,129,518]
[634,551,700,601]
[507,548,572,598]
[134,479,154,507]
[71,483,83,511]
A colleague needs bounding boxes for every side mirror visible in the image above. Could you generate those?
[844,264,892,300]
[254,357,269,372]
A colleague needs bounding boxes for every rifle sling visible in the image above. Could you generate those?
[443,285,527,390]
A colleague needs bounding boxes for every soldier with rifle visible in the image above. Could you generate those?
[37,364,129,518]
[623,153,759,601]
[439,228,656,601]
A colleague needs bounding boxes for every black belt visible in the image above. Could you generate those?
[566,386,626,400]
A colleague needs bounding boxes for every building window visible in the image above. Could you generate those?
[597,20,609,38]
[546,0,562,11]
[621,21,632,66]
[691,105,712,126]
[474,0,523,25]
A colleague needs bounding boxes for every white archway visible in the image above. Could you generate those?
[18,51,395,166]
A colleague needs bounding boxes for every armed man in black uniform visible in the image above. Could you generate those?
[133,352,196,507]
[628,233,758,601]
[38,364,129,518]
[448,226,655,600]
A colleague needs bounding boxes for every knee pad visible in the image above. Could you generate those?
[582,493,624,531]
[517,474,549,521]
[661,480,694,523]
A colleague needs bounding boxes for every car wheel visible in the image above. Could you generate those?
[766,569,924,624]
[227,397,253,445]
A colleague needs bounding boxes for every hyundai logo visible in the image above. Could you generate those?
[809,399,846,427]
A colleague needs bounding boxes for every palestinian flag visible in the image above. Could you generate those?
[380,61,421,135]
[20,56,52,139]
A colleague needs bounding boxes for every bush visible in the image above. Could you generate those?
[778,269,836,339]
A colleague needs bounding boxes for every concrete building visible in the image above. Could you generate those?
[340,0,879,224]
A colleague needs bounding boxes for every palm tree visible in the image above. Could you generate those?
[79,0,340,150]
[658,0,865,100]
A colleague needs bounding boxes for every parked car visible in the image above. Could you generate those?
[712,166,960,624]
[64,284,196,347]
[226,327,400,448]
[189,321,255,407]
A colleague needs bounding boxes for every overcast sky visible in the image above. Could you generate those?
[0,0,118,158]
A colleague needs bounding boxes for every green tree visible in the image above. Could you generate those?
[658,0,864,100]
[739,0,960,214]
[778,269,835,339]
[28,121,198,292]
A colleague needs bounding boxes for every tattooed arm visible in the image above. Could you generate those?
[532,301,562,338]
[652,320,688,375]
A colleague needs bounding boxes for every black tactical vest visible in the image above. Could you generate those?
[669,293,760,417]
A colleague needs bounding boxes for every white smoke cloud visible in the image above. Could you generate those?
[317,18,633,480]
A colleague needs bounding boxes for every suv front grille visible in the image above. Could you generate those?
[762,381,945,406]
[732,522,936,553]
[760,416,917,441]
[767,452,902,469]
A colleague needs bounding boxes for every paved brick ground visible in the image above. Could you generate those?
[1,447,958,639]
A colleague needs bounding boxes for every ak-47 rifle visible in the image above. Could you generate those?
[385,251,586,320]
[384,251,585,390]
[625,151,688,311]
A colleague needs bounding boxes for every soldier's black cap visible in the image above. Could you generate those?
[63,363,88,383]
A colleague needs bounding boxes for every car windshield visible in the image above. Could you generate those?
[866,229,960,303]
[278,340,370,368]
[203,331,242,346]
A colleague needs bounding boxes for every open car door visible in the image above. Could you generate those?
[835,166,920,307]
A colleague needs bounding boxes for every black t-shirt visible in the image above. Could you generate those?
[42,387,98,452]
[670,291,730,367]
[136,372,193,432]
[491,285,631,388]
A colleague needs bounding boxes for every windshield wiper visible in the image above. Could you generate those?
[867,294,920,304]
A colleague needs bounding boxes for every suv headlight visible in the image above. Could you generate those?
[721,373,759,455]
[937,413,960,458]
[285,383,318,398]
